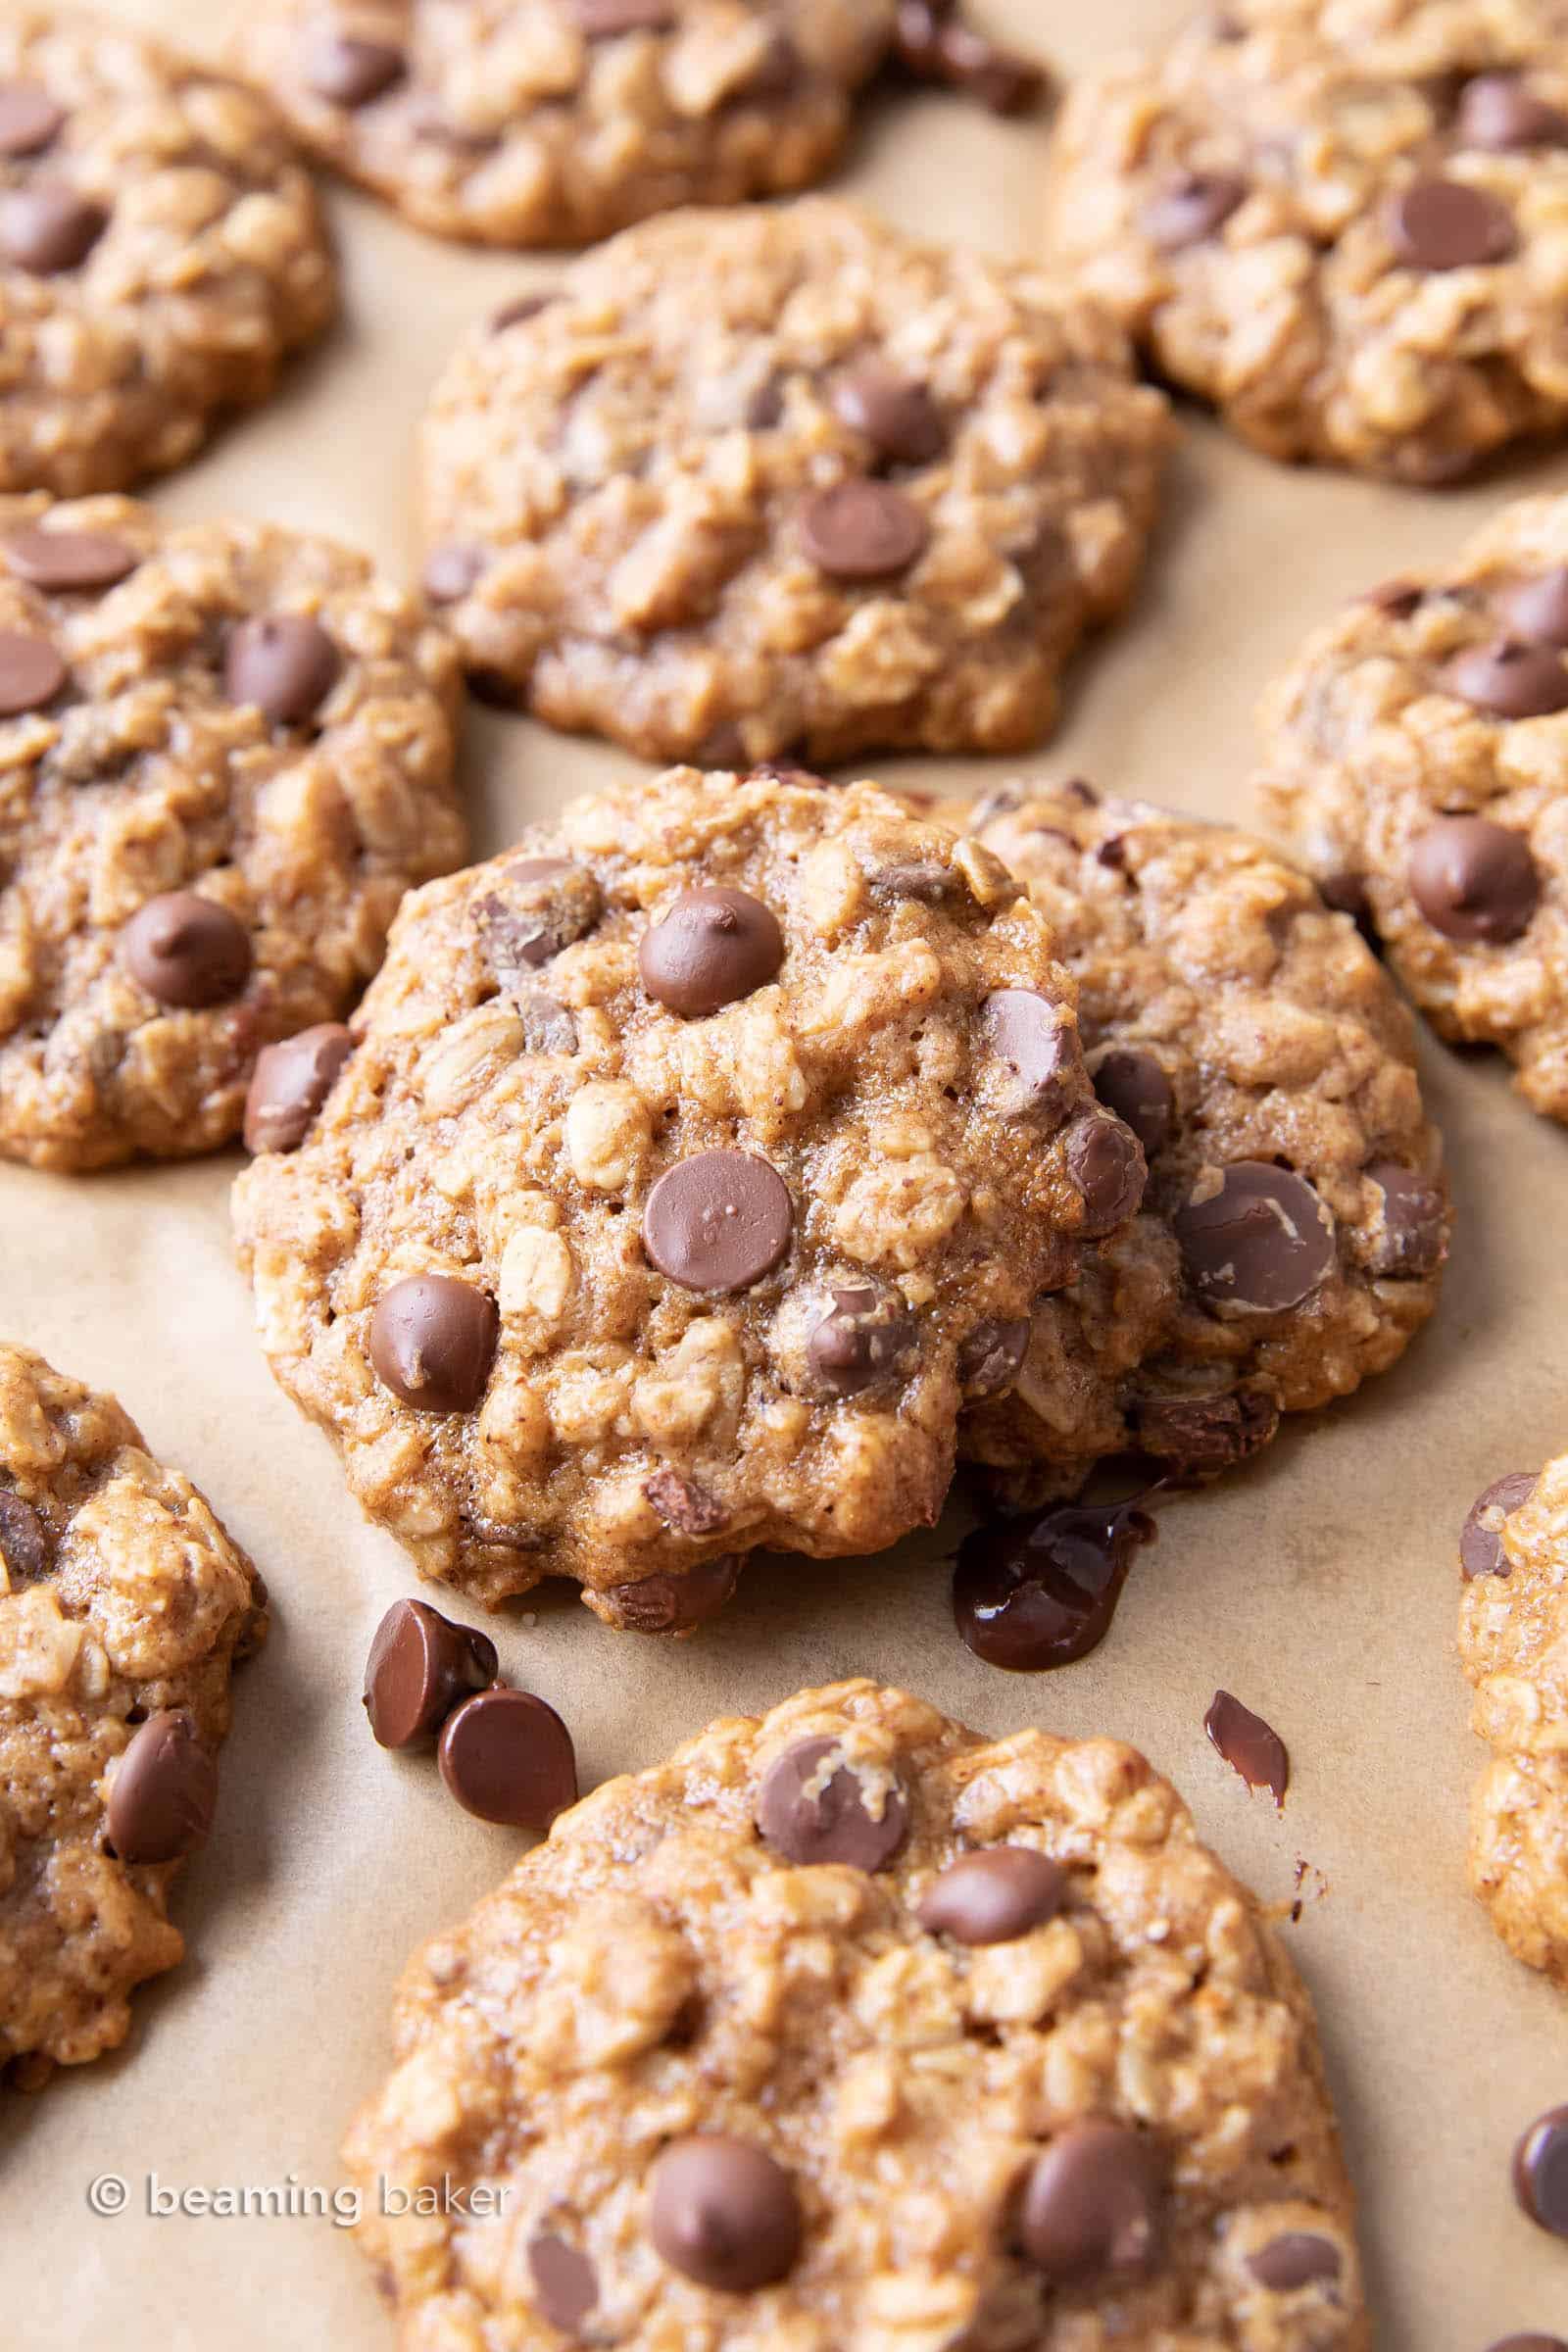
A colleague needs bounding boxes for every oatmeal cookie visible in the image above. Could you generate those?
[232,764,1147,1624]
[1260,492,1568,1124]
[1458,1453,1568,1990]
[1044,0,1568,482]
[0,7,335,496]
[346,1678,1368,2349]
[0,1344,268,2087]
[938,782,1447,1503]
[417,199,1172,766]
[0,492,466,1171]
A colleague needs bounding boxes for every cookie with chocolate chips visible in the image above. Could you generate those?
[345,1678,1369,2347]
[1045,0,1568,480]
[1262,492,1568,1124]
[941,782,1448,1503]
[0,7,334,494]
[417,197,1171,764]
[0,492,466,1170]
[1458,1451,1568,1990]
[232,763,1147,1623]
[0,1344,268,2087]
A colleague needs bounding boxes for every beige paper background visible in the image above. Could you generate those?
[2,0,1565,2340]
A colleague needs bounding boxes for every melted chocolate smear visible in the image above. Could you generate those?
[954,1496,1157,1670]
[1205,1690,1289,1807]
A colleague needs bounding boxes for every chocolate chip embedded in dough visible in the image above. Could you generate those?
[599,1554,741,1633]
[1441,638,1568,717]
[1498,568,1568,647]
[1141,170,1246,247]
[756,1735,909,1871]
[1,525,137,590]
[224,614,340,726]
[648,2136,801,2291]
[831,361,947,466]
[527,2235,598,2330]
[918,1847,1066,1944]
[643,1468,727,1536]
[307,34,406,106]
[956,1315,1030,1400]
[807,1287,918,1396]
[474,858,604,982]
[1459,1470,1538,1580]
[243,1023,354,1154]
[1457,73,1568,151]
[1017,2121,1166,2282]
[363,1597,499,1750]
[121,893,252,1009]
[639,887,784,1017]
[0,184,108,272]
[643,1151,793,1294]
[368,1274,499,1413]
[0,1491,47,1581]
[1408,816,1540,943]
[893,2,1044,114]
[0,82,65,157]
[1173,1162,1336,1313]
[798,479,930,580]
[982,989,1081,1114]
[1135,1388,1279,1480]
[0,628,66,716]
[1365,1161,1447,1278]
[1387,178,1517,269]
[1066,1113,1146,1236]
[437,1687,578,1829]
[1247,2230,1343,2290]
[1091,1048,1174,1158]
[106,1710,218,1865]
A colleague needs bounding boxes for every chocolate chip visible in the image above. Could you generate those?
[1092,1048,1174,1158]
[1018,2121,1166,2282]
[368,1274,498,1413]
[1514,2107,1568,2239]
[1442,638,1568,717]
[422,543,485,605]
[757,1735,908,1871]
[1141,171,1247,248]
[1408,816,1540,942]
[831,362,947,466]
[600,1554,741,1632]
[1387,178,1517,269]
[919,1848,1066,1944]
[1460,1470,1537,1579]
[437,1687,577,1829]
[807,1287,918,1396]
[1173,1163,1336,1313]
[1,525,137,590]
[1366,1161,1447,1278]
[1134,1388,1279,1480]
[643,1468,727,1535]
[0,82,63,156]
[517,992,579,1054]
[1500,569,1568,646]
[474,858,603,982]
[956,1316,1030,1399]
[871,858,965,906]
[363,1597,498,1749]
[106,1710,217,1865]
[491,292,557,333]
[639,887,784,1016]
[1066,1113,1147,1237]
[243,1023,354,1154]
[574,0,676,32]
[1247,2230,1342,2290]
[982,989,1081,1115]
[798,479,929,580]
[0,184,108,273]
[1204,1690,1289,1806]
[0,628,65,715]
[0,1492,46,1581]
[954,1496,1155,1670]
[643,1151,793,1294]
[308,34,406,106]
[894,2,1043,113]
[1457,73,1568,150]
[224,614,339,727]
[1484,2338,1568,2352]
[1362,577,1424,618]
[649,2136,801,2291]
[121,893,252,1009]
[527,2235,598,2330]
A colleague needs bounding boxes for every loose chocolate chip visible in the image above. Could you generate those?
[1442,638,1568,717]
[1141,170,1247,248]
[1408,816,1540,943]
[308,34,406,105]
[1500,569,1568,647]
[1092,1048,1174,1158]
[643,1151,793,1294]
[1366,1160,1447,1278]
[0,184,108,273]
[491,292,557,333]
[798,479,930,580]
[1135,1388,1280,1480]
[368,1275,498,1413]
[956,1315,1030,1399]
[643,1468,727,1536]
[527,2235,598,2330]
[1387,177,1517,269]
[639,887,784,1017]
[601,1554,741,1633]
[1018,2121,1166,2282]
[649,2135,801,2291]
[1457,73,1568,150]
[121,893,252,1009]
[1,525,137,590]
[1460,1470,1537,1579]
[0,628,65,715]
[1204,1690,1289,1806]
[1248,2230,1343,2291]
[757,1735,909,1871]
[1066,1113,1147,1237]
[422,542,485,605]
[224,614,339,726]
[919,1848,1066,1944]
[243,1023,354,1154]
[437,1687,577,1829]
[808,1287,917,1396]
[474,858,603,982]
[831,361,947,466]
[1173,1162,1336,1313]
[0,82,64,156]
[0,1491,46,1581]
[363,1597,498,1749]
[574,0,676,32]
[954,1496,1156,1670]
[983,990,1081,1115]
[1515,2107,1568,2239]
[106,1710,217,1865]
[517,992,579,1055]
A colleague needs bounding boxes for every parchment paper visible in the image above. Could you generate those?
[3,2,1565,2341]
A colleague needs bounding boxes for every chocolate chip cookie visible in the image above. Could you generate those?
[232,763,1147,1624]
[0,1344,268,2087]
[940,782,1448,1503]
[0,493,466,1170]
[345,1678,1368,2347]
[1261,493,1568,1124]
[418,198,1172,765]
[0,8,335,495]
[1044,0,1568,481]
[1458,1453,1568,1991]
